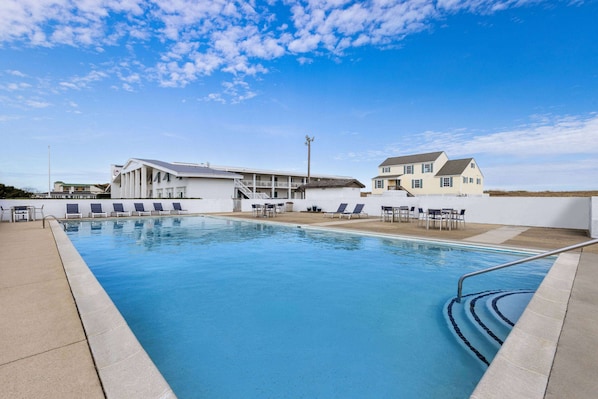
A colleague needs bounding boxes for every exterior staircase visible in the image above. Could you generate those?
[444,289,534,367]
[235,179,269,199]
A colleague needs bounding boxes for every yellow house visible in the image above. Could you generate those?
[372,151,484,196]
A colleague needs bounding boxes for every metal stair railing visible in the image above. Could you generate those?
[457,238,598,303]
[235,179,269,199]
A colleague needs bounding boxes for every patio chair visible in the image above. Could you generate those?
[33,204,44,221]
[172,202,188,214]
[153,202,171,215]
[381,206,393,222]
[340,203,368,219]
[324,203,348,218]
[417,208,426,226]
[265,203,276,217]
[112,203,132,217]
[409,207,417,222]
[453,209,466,228]
[426,209,444,230]
[90,203,107,218]
[0,206,12,222]
[65,204,82,219]
[133,203,152,216]
[251,204,263,217]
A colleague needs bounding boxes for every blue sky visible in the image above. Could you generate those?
[1,0,597,193]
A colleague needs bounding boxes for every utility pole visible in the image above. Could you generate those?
[48,145,51,198]
[305,135,314,183]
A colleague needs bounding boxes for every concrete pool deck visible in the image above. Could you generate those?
[1,213,597,398]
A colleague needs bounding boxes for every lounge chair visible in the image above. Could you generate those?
[90,203,107,218]
[153,202,171,215]
[112,203,131,217]
[65,204,82,219]
[133,203,152,216]
[172,202,188,214]
[340,203,367,219]
[324,203,348,218]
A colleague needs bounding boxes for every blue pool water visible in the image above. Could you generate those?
[65,216,553,399]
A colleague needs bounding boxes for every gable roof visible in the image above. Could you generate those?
[379,151,445,167]
[435,158,474,176]
[298,179,365,190]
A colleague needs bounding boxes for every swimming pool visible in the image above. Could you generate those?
[65,216,553,399]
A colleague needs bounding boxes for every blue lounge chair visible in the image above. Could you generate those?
[172,202,188,214]
[90,203,107,218]
[112,203,131,217]
[324,203,348,218]
[133,203,152,216]
[65,203,82,219]
[153,202,171,215]
[340,203,368,219]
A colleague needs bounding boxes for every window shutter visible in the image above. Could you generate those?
[450,177,453,187]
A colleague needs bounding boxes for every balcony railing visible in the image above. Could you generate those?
[241,180,302,189]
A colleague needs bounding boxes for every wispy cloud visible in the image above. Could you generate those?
[0,0,555,103]
[338,112,598,161]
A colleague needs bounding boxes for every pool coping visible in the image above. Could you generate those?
[49,220,177,399]
[52,216,579,399]
[470,251,578,398]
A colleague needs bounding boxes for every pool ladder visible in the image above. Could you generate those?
[456,237,598,303]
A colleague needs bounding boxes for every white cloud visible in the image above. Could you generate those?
[423,113,598,157]
[0,0,569,99]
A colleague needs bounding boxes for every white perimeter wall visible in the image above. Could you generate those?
[304,187,363,201]
[2,196,597,237]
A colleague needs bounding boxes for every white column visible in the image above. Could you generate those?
[124,173,130,198]
[141,166,147,199]
[134,169,140,198]
[288,176,291,199]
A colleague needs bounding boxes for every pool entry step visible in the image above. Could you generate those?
[444,289,534,367]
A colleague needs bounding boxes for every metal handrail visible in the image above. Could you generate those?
[456,238,598,303]
[42,215,62,229]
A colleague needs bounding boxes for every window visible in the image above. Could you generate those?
[471,162,476,169]
[477,178,482,185]
[422,163,433,173]
[374,179,384,189]
[440,177,453,187]
[175,187,186,198]
[382,167,391,173]
[463,177,468,184]
[411,179,423,189]
[469,177,474,183]
[404,165,414,174]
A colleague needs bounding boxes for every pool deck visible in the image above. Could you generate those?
[1,213,597,398]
